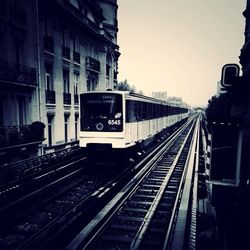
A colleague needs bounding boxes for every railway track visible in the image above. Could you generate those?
[0,161,124,250]
[0,146,86,207]
[0,116,200,250]
[66,116,200,250]
[0,159,88,218]
[0,145,82,184]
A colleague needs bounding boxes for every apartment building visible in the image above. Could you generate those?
[39,0,119,152]
[0,0,120,160]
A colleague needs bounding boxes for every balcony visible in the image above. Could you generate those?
[73,51,80,64]
[74,94,79,105]
[0,122,45,148]
[63,92,71,105]
[46,90,56,104]
[87,19,99,33]
[104,30,114,42]
[0,59,36,86]
[86,56,100,72]
[44,36,54,53]
[62,46,70,60]
[63,0,101,34]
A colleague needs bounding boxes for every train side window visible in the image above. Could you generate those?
[145,102,148,119]
[157,104,160,118]
[134,101,138,121]
[148,103,152,118]
[148,103,152,119]
[126,100,136,122]
[160,104,163,118]
[142,102,147,120]
[152,103,155,118]
[141,102,144,120]
[146,102,150,120]
[126,101,129,122]
[137,101,142,121]
[151,103,154,118]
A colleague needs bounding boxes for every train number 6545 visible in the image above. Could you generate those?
[108,119,121,125]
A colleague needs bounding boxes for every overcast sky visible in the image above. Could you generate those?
[117,0,246,107]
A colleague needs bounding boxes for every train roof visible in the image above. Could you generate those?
[80,90,187,107]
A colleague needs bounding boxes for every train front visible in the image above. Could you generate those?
[79,91,125,152]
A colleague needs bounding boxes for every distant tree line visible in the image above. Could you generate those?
[116,79,143,95]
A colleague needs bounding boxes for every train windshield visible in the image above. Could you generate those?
[80,93,123,132]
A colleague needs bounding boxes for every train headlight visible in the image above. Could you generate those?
[96,122,104,131]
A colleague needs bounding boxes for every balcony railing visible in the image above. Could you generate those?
[87,19,99,33]
[86,56,100,72]
[64,92,71,105]
[63,0,100,34]
[73,51,80,63]
[0,59,36,86]
[0,122,45,148]
[62,46,70,60]
[104,30,114,42]
[74,94,79,105]
[44,36,54,53]
[46,90,56,104]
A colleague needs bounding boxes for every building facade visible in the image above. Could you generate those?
[152,91,168,101]
[0,0,42,163]
[0,0,120,159]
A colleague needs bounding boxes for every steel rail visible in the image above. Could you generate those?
[0,152,86,204]
[66,118,196,250]
[0,156,87,214]
[164,115,200,250]
[130,119,196,249]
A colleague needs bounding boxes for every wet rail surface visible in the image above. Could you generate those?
[66,117,200,250]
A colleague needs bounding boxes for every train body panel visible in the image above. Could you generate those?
[79,91,189,153]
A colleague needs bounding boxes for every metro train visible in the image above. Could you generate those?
[79,91,189,157]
